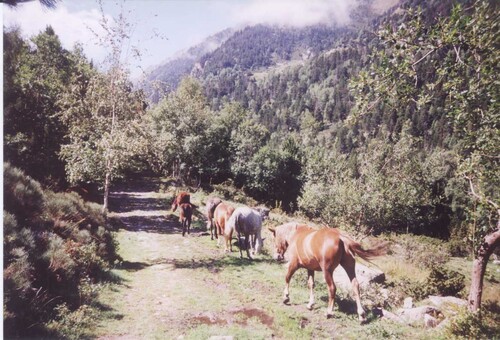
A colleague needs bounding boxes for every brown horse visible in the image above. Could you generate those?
[179,203,193,236]
[213,202,235,251]
[171,191,191,212]
[269,223,387,323]
[205,197,222,240]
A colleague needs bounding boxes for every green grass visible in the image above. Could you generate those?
[92,180,500,339]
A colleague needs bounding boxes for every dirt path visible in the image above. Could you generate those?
[94,179,285,339]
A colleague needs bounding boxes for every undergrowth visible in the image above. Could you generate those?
[3,163,118,338]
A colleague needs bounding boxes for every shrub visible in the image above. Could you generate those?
[445,308,500,339]
[388,233,450,269]
[427,267,465,297]
[391,276,430,302]
[47,303,97,340]
[3,163,117,338]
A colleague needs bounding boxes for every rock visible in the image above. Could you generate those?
[333,263,385,291]
[404,297,413,309]
[424,314,440,328]
[428,295,467,309]
[398,305,441,325]
[379,308,405,323]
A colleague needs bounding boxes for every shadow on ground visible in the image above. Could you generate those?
[108,178,206,234]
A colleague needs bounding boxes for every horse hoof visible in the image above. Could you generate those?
[307,303,314,310]
[283,297,290,305]
[326,312,334,319]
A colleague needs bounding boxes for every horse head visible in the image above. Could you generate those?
[269,222,296,261]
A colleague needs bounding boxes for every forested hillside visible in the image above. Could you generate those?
[143,28,235,103]
[3,0,499,337]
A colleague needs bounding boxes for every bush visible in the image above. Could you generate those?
[3,163,117,338]
[427,267,465,297]
[445,307,500,339]
[388,233,450,269]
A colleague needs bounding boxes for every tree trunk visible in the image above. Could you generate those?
[468,226,500,312]
[102,170,111,214]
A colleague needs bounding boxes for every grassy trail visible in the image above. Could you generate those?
[92,179,430,339]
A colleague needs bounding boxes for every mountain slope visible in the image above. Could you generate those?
[143,28,235,103]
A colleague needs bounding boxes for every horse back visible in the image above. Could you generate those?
[291,228,343,271]
[179,203,193,220]
[214,203,234,228]
[234,207,262,235]
[206,197,222,218]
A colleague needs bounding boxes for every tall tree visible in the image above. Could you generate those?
[350,1,499,311]
[59,2,145,212]
[4,26,72,186]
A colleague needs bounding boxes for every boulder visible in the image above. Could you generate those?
[398,305,441,325]
[428,295,467,309]
[333,263,385,291]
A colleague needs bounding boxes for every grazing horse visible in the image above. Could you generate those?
[213,202,235,251]
[269,223,387,323]
[225,207,264,259]
[205,197,222,240]
[171,191,190,212]
[179,203,193,236]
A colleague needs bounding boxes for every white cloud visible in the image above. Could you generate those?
[232,0,359,27]
[3,2,109,63]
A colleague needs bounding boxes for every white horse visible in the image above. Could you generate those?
[225,207,264,259]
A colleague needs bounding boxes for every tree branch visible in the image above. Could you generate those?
[467,176,499,212]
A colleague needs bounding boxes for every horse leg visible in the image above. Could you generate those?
[182,218,186,237]
[216,223,222,247]
[209,220,214,240]
[245,233,252,259]
[341,255,366,323]
[284,261,298,305]
[307,269,315,310]
[187,217,191,235]
[323,269,336,318]
[237,230,243,258]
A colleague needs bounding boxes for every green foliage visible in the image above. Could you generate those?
[47,303,98,340]
[299,128,456,235]
[349,0,499,252]
[241,136,303,212]
[3,163,117,338]
[445,307,500,339]
[59,63,145,186]
[3,26,74,187]
[427,267,465,297]
[389,233,450,269]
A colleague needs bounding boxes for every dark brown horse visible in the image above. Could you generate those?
[213,202,235,251]
[205,197,222,240]
[179,203,193,236]
[171,191,191,212]
[269,222,387,323]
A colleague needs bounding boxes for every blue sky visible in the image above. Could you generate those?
[3,0,359,78]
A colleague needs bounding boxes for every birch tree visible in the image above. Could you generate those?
[60,1,146,212]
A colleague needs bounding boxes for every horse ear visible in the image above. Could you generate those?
[268,227,276,236]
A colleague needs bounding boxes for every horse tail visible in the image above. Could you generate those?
[339,233,388,262]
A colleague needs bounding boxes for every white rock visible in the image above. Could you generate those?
[398,305,441,325]
[428,295,467,308]
[404,297,413,309]
[333,263,385,291]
